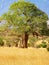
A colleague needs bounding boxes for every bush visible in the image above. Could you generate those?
[36,44,41,48]
[6,40,11,47]
[27,43,31,47]
[41,41,47,48]
[47,47,49,51]
[0,37,4,46]
[28,37,38,47]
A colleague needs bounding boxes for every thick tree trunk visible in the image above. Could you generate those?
[22,32,28,48]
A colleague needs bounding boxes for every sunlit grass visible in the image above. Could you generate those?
[0,47,49,65]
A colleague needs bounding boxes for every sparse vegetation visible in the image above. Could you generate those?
[28,36,38,47]
[47,47,49,51]
[0,37,4,46]
[36,44,41,48]
[41,41,47,48]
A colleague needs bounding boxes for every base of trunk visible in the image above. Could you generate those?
[22,32,28,48]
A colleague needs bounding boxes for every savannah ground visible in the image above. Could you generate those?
[0,47,49,65]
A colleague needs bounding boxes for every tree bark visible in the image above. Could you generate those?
[22,32,28,48]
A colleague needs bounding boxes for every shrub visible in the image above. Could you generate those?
[36,44,41,48]
[46,38,49,43]
[6,40,11,47]
[0,37,4,46]
[41,41,47,48]
[28,37,38,47]
[47,47,49,51]
[27,43,31,47]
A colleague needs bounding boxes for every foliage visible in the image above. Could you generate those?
[46,37,49,43]
[36,44,41,48]
[2,1,48,34]
[28,36,38,47]
[47,47,49,51]
[0,16,3,20]
[36,40,47,48]
[0,37,4,46]
[6,40,11,47]
[6,37,20,47]
[41,41,47,48]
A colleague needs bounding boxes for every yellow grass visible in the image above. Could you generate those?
[0,47,49,65]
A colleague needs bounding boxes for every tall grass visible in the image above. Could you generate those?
[0,47,49,65]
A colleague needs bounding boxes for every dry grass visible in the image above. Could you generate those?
[0,47,49,65]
